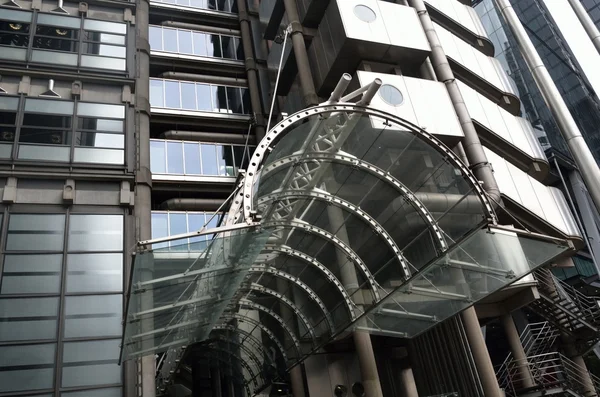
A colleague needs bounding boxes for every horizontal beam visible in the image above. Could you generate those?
[137,222,259,247]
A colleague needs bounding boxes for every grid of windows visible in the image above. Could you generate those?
[149,25,243,61]
[0,95,125,165]
[150,0,237,13]
[149,78,251,115]
[0,212,124,396]
[0,9,127,72]
[151,211,222,250]
[149,139,252,177]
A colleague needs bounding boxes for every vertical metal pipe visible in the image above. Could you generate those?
[566,0,600,56]
[408,0,501,204]
[501,314,535,389]
[461,308,502,397]
[134,0,154,395]
[282,0,319,106]
[399,367,419,397]
[237,0,266,140]
[494,0,600,215]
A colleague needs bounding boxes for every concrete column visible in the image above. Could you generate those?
[211,368,222,397]
[282,0,319,106]
[461,308,503,397]
[290,364,306,397]
[500,314,535,389]
[399,367,419,397]
[327,205,384,397]
[236,0,266,140]
[134,0,154,394]
[563,338,598,396]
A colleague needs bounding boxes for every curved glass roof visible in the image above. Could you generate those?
[122,105,572,395]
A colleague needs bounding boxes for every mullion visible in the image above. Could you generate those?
[53,209,70,396]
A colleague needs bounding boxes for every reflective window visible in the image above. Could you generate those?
[66,253,123,293]
[149,78,251,114]
[149,139,253,177]
[0,12,127,71]
[379,84,404,106]
[148,25,243,60]
[68,214,123,251]
[0,96,19,158]
[62,339,122,387]
[7,214,65,251]
[151,0,237,12]
[64,295,122,338]
[0,344,56,393]
[1,254,63,294]
[151,211,224,248]
[354,5,377,23]
[0,297,59,341]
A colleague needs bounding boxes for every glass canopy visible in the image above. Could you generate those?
[122,104,573,395]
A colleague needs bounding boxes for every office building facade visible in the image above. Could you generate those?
[0,1,598,397]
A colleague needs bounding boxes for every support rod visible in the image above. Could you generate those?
[494,0,600,215]
[237,0,266,140]
[566,0,600,55]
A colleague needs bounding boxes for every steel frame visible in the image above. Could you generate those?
[211,324,279,367]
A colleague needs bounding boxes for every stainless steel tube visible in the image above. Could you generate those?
[495,0,600,216]
[566,0,600,55]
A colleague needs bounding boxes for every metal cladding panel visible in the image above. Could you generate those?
[458,81,546,162]
[356,71,463,141]
[337,0,389,44]
[424,0,487,38]
[484,148,581,238]
[378,1,430,53]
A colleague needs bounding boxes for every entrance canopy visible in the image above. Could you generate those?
[122,101,572,395]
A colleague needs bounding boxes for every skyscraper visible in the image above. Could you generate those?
[0,0,599,397]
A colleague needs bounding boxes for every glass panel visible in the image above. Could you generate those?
[181,82,196,110]
[0,144,12,159]
[78,118,124,132]
[62,339,121,387]
[169,212,187,242]
[1,254,63,294]
[24,98,74,115]
[193,32,207,56]
[195,83,212,111]
[0,344,55,393]
[89,44,126,58]
[37,13,80,28]
[76,132,124,148]
[189,0,207,8]
[83,19,127,34]
[201,144,218,175]
[85,32,125,45]
[68,214,123,251]
[149,26,163,50]
[62,387,122,397]
[18,145,70,161]
[187,213,205,243]
[66,253,123,293]
[0,8,33,23]
[216,144,227,176]
[31,50,78,66]
[0,47,27,61]
[184,143,201,174]
[0,297,59,341]
[163,28,178,53]
[151,212,169,249]
[150,79,165,107]
[226,86,242,114]
[178,30,193,54]
[150,140,166,173]
[7,214,65,251]
[211,85,227,112]
[64,295,122,338]
[73,148,124,164]
[167,141,184,174]
[0,96,19,111]
[206,34,222,57]
[80,55,126,71]
[78,103,125,119]
[221,35,236,59]
[165,81,181,108]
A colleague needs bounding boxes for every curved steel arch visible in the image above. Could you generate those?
[195,352,253,397]
[258,189,412,276]
[261,220,381,301]
[201,344,259,389]
[211,324,279,368]
[219,313,293,362]
[241,104,496,226]
[249,264,335,334]
[259,153,450,253]
[261,244,357,321]
[207,335,267,384]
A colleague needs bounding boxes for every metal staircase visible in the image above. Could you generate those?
[529,269,600,341]
[496,321,600,396]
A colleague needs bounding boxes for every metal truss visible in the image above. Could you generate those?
[249,263,335,334]
[220,313,294,362]
[241,104,497,227]
[261,244,357,321]
[238,285,313,342]
[211,324,279,368]
[201,345,259,388]
[258,189,411,274]
[194,352,253,397]
[207,335,268,384]
[262,220,381,301]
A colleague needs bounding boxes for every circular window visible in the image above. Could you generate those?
[353,5,377,23]
[379,84,404,106]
